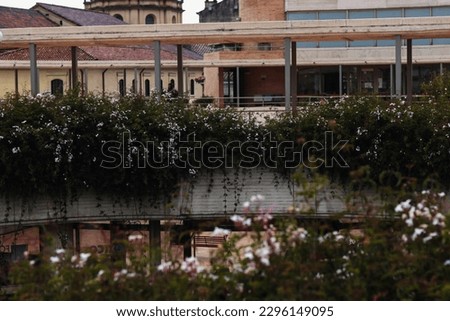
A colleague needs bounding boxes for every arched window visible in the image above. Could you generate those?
[51,79,64,96]
[145,79,151,96]
[172,16,177,23]
[119,79,125,96]
[190,79,195,95]
[114,14,124,21]
[145,14,156,24]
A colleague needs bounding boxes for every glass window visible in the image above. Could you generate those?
[119,79,125,96]
[318,11,346,20]
[190,79,195,95]
[377,40,395,47]
[349,10,375,19]
[433,38,450,45]
[113,14,123,21]
[51,79,64,96]
[287,12,318,20]
[144,79,151,96]
[319,41,347,48]
[377,9,402,18]
[297,42,318,48]
[145,15,156,24]
[350,40,376,47]
[404,8,430,17]
[432,6,450,16]
[412,39,432,46]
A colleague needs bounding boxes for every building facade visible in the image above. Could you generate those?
[0,3,204,98]
[201,0,450,105]
[84,0,184,24]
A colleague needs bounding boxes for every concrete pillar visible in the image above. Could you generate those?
[284,38,291,111]
[339,65,343,96]
[395,35,402,98]
[29,43,39,96]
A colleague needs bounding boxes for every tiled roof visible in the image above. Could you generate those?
[82,45,203,61]
[34,2,126,26]
[0,5,56,28]
[0,45,202,61]
[0,47,96,61]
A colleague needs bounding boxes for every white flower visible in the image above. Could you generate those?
[242,201,250,209]
[438,192,446,198]
[243,247,254,261]
[250,194,265,202]
[55,248,65,255]
[211,227,231,237]
[12,147,21,154]
[411,228,425,241]
[405,218,414,227]
[128,234,143,242]
[50,256,60,264]
[444,260,450,266]
[80,252,91,262]
[423,232,438,243]
[157,260,173,272]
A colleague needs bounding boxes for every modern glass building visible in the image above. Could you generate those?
[285,0,450,96]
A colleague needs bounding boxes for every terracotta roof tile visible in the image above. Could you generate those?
[0,45,202,62]
[0,5,55,28]
[0,47,96,61]
[81,45,202,61]
[34,3,126,26]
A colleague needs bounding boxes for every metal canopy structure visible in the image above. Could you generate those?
[2,17,450,106]
[2,18,450,46]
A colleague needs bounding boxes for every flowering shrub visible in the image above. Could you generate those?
[5,189,449,300]
[1,92,450,201]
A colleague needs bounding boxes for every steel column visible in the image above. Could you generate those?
[154,40,162,98]
[406,39,413,104]
[29,43,39,96]
[395,35,402,98]
[284,38,291,111]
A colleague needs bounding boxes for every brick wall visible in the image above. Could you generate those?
[240,0,285,22]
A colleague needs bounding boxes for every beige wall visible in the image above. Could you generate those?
[0,67,203,98]
[85,0,182,24]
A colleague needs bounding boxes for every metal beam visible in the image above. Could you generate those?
[395,35,402,99]
[29,43,39,96]
[4,19,450,47]
[284,38,291,111]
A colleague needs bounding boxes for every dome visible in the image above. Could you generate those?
[84,0,184,24]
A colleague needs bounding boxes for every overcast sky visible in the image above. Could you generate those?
[6,0,203,23]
